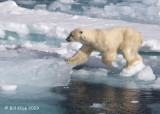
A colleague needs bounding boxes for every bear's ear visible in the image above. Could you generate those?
[79,31,83,34]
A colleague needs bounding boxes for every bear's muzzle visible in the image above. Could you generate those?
[66,37,72,42]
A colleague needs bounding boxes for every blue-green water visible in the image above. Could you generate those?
[0,86,66,114]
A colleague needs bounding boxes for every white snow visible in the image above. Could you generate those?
[120,61,145,77]
[137,66,156,81]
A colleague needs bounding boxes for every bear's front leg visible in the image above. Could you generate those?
[101,49,117,66]
[65,57,77,64]
[65,44,93,64]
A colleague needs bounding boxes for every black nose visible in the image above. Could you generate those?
[66,38,71,42]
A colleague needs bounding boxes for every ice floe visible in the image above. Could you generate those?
[0,1,159,89]
[120,61,145,77]
[137,66,156,81]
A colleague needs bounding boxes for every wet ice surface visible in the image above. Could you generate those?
[0,47,73,87]
[71,53,160,90]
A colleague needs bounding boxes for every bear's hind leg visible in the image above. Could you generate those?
[121,47,142,68]
[121,48,136,68]
[135,53,143,61]
[101,49,117,66]
[132,45,143,62]
[130,44,143,66]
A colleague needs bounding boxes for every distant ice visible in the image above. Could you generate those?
[141,40,160,52]
[48,0,160,25]
[16,0,36,5]
[1,0,160,25]
[92,0,107,4]
[58,0,75,4]
[48,1,71,12]
[141,0,157,5]
[34,4,46,10]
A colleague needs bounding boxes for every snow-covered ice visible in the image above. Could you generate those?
[137,66,156,81]
[120,61,145,77]
[46,0,160,25]
[0,1,159,89]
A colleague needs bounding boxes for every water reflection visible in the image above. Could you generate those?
[52,81,160,114]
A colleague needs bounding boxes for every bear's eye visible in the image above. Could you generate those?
[79,31,83,34]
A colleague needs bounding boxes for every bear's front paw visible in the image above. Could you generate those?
[65,58,76,64]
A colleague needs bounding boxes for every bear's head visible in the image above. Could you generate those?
[66,28,83,42]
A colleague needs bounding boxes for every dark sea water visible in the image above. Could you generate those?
[52,80,160,114]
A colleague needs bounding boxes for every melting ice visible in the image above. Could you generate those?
[0,1,160,90]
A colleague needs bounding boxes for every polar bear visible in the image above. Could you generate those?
[65,26,143,68]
